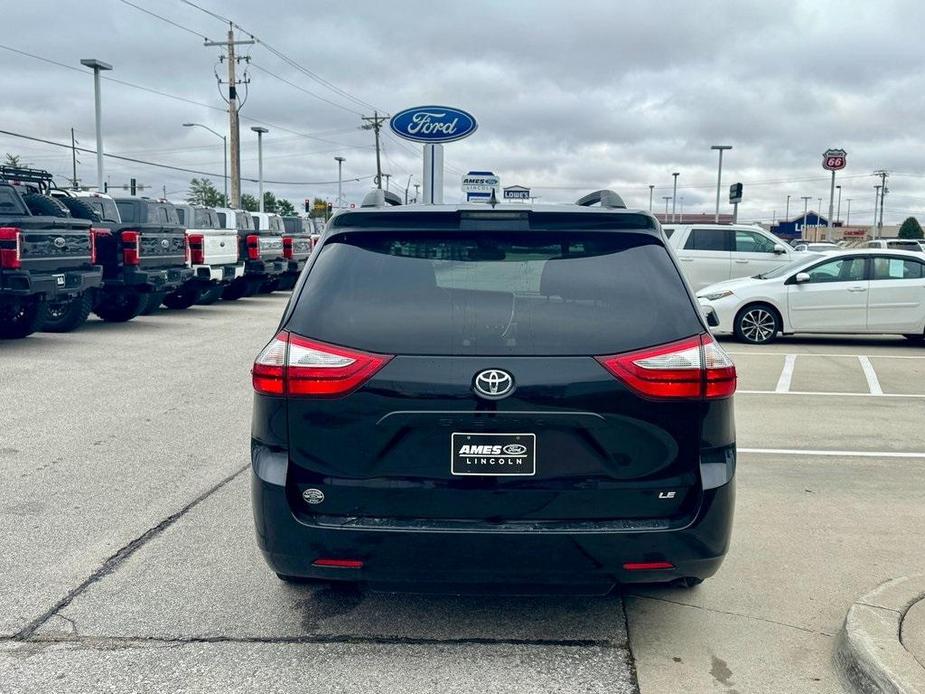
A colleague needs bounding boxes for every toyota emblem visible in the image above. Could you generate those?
[473,369,514,399]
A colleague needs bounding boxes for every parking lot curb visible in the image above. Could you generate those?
[836,575,925,693]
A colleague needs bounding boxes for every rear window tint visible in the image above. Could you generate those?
[287,231,701,356]
[115,201,137,223]
[684,228,728,251]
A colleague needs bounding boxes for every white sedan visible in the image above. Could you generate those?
[697,249,925,344]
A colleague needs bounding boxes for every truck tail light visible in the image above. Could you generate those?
[283,236,294,259]
[121,230,141,266]
[0,227,22,269]
[89,228,110,265]
[246,234,260,261]
[188,234,204,265]
[252,331,392,397]
[596,334,736,400]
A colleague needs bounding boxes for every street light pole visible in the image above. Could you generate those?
[414,183,420,203]
[817,197,823,241]
[835,185,842,225]
[785,194,791,221]
[846,198,852,226]
[671,172,679,223]
[648,184,654,212]
[334,156,345,208]
[80,58,113,192]
[711,145,732,223]
[800,196,811,239]
[662,195,671,219]
[183,123,227,204]
[250,126,268,212]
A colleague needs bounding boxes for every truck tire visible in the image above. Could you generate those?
[139,292,167,315]
[196,284,224,305]
[277,275,296,291]
[0,298,47,339]
[42,292,94,333]
[56,196,101,222]
[22,193,68,218]
[221,280,248,301]
[162,287,199,310]
[259,278,280,294]
[93,291,145,322]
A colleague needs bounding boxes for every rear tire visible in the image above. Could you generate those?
[42,292,93,333]
[221,280,248,301]
[162,287,200,310]
[139,292,167,315]
[0,298,47,339]
[734,303,780,344]
[93,291,145,322]
[196,284,224,305]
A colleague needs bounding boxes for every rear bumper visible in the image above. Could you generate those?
[192,263,244,284]
[245,259,287,278]
[251,444,735,589]
[0,267,103,299]
[103,266,194,292]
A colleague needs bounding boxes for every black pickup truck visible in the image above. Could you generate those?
[86,197,193,321]
[216,209,285,300]
[0,167,102,338]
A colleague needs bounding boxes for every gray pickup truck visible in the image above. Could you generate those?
[0,167,102,338]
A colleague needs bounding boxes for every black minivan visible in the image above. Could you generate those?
[251,193,737,593]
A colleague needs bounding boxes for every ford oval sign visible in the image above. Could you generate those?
[389,106,477,144]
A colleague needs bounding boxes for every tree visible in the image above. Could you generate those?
[3,154,22,167]
[240,193,259,212]
[898,216,924,239]
[186,178,225,207]
[262,191,279,213]
[276,198,296,216]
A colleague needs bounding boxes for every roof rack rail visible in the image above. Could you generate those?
[360,189,403,208]
[575,189,626,209]
[0,165,54,192]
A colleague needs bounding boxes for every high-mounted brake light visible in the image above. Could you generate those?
[188,234,204,265]
[252,331,393,397]
[121,230,141,266]
[246,234,260,261]
[596,334,736,400]
[282,236,294,259]
[0,227,22,269]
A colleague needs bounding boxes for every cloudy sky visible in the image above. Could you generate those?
[2,0,924,224]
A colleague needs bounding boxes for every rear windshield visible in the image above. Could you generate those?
[115,201,137,223]
[287,231,701,356]
[0,186,26,215]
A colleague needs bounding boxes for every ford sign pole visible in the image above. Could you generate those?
[389,106,478,205]
[423,145,444,204]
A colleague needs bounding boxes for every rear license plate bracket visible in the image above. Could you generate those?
[451,433,536,476]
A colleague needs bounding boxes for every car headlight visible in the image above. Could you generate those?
[699,290,734,301]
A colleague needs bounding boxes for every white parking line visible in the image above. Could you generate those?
[857,355,883,395]
[774,354,796,393]
[740,447,925,459]
[739,389,925,398]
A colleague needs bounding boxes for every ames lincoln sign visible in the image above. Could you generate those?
[389,106,478,143]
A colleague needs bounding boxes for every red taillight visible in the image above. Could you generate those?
[89,228,109,265]
[596,334,736,400]
[246,234,260,260]
[312,558,364,569]
[121,230,141,266]
[252,331,393,397]
[188,234,205,265]
[0,227,22,269]
[282,236,293,259]
[623,561,675,571]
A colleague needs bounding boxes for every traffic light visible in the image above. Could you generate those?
[326,202,333,217]
[304,198,311,213]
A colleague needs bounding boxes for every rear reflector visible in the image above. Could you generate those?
[121,230,141,266]
[596,334,736,400]
[0,227,22,269]
[89,228,110,265]
[623,561,674,571]
[312,559,364,569]
[188,233,205,265]
[252,331,393,397]
[282,236,294,259]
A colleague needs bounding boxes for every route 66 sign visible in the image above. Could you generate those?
[822,148,847,171]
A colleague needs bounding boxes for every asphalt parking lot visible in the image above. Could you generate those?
[2,296,924,693]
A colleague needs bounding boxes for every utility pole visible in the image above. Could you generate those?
[711,145,732,223]
[70,128,79,189]
[873,170,888,236]
[846,198,852,226]
[671,172,679,222]
[800,196,811,239]
[648,184,654,211]
[361,112,387,189]
[205,26,254,209]
[873,185,881,236]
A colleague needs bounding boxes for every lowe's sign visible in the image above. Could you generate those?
[389,106,478,144]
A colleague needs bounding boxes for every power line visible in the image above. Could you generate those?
[178,0,231,24]
[0,128,374,186]
[249,63,364,116]
[119,0,211,41]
